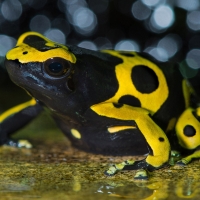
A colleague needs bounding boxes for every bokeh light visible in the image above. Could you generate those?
[151,5,175,31]
[186,49,200,69]
[145,47,168,62]
[78,41,97,50]
[0,35,16,66]
[52,18,71,37]
[29,15,51,33]
[65,0,88,16]
[187,11,200,31]
[115,40,140,51]
[0,35,16,57]
[141,0,161,7]
[72,7,97,35]
[157,34,182,59]
[176,0,199,11]
[94,37,112,50]
[131,1,151,21]
[1,0,22,21]
[45,29,66,44]
[179,61,198,79]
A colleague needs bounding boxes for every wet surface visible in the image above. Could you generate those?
[0,146,200,200]
[1,81,200,199]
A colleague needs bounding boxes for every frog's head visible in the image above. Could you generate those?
[5,32,76,107]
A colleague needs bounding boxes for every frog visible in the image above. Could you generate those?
[2,32,200,179]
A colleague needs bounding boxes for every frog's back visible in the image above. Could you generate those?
[69,46,186,128]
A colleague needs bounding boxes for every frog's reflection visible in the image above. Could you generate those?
[95,176,200,199]
[96,181,168,199]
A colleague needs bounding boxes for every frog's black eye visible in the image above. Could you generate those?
[48,62,63,74]
[44,57,71,77]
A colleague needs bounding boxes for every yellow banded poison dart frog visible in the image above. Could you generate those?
[2,32,200,179]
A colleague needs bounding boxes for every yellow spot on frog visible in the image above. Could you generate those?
[107,125,136,133]
[71,129,81,139]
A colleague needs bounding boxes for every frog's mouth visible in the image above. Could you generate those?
[5,59,23,84]
[5,59,39,89]
[5,59,40,98]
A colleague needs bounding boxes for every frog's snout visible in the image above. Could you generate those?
[4,59,21,74]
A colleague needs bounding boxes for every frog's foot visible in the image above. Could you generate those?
[134,169,148,180]
[176,158,190,166]
[176,148,200,166]
[104,160,136,176]
[5,139,32,149]
[105,152,169,178]
[104,160,149,180]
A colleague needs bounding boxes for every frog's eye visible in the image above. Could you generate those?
[44,57,71,77]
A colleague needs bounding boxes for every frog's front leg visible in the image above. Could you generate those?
[91,103,170,176]
[0,98,43,148]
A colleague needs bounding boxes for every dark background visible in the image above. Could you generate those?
[1,0,200,106]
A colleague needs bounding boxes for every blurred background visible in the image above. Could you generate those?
[1,0,200,99]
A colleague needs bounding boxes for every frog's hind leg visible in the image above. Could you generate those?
[93,104,171,178]
[177,147,200,165]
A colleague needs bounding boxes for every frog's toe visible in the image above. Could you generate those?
[5,139,32,149]
[176,159,189,166]
[134,169,148,180]
[176,161,186,166]
[18,140,32,148]
[104,166,118,176]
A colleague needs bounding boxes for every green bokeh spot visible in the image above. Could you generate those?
[179,60,199,79]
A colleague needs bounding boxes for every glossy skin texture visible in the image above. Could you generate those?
[2,32,200,173]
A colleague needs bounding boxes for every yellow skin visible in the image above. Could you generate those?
[91,104,170,168]
[7,32,76,64]
[101,50,169,114]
